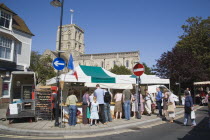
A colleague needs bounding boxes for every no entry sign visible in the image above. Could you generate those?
[133,63,144,76]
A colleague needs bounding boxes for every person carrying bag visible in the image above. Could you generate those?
[167,92,176,123]
[183,91,196,127]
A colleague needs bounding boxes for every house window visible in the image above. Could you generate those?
[0,11,11,29]
[0,36,12,59]
[126,60,129,68]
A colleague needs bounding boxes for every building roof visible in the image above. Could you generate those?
[81,51,139,56]
[45,50,69,62]
[0,3,16,15]
[0,3,34,36]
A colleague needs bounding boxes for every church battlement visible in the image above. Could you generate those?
[76,51,139,60]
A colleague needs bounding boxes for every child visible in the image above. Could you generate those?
[90,96,99,126]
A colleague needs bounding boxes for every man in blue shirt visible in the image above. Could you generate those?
[156,87,163,117]
[94,84,106,124]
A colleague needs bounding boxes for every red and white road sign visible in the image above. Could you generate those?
[133,63,144,76]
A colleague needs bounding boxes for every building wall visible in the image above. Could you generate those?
[0,18,33,101]
[13,29,32,68]
[74,51,140,70]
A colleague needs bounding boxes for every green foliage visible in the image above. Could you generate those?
[30,51,56,85]
[155,16,210,89]
[142,62,155,75]
[110,65,132,75]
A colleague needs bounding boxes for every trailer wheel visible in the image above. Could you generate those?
[8,119,13,124]
[34,117,38,122]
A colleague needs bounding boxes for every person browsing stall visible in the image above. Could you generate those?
[65,89,78,126]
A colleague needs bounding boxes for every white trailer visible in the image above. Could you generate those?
[6,71,36,123]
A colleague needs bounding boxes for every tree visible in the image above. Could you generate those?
[30,51,56,85]
[110,65,132,75]
[155,17,210,90]
[142,62,155,75]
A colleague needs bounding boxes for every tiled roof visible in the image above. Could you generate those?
[0,3,16,15]
[0,3,34,36]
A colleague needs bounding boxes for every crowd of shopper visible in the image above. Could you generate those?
[64,84,200,127]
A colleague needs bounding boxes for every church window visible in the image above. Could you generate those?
[113,61,116,66]
[101,61,104,68]
[75,31,77,40]
[126,60,129,68]
[67,42,70,49]
[75,43,77,49]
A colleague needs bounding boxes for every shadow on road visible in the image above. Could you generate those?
[178,117,210,140]
[173,120,183,125]
[198,109,208,113]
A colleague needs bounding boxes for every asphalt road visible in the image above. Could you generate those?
[0,106,209,140]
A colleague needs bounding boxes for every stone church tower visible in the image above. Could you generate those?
[56,24,84,57]
[43,11,140,73]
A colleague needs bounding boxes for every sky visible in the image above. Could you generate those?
[1,0,210,67]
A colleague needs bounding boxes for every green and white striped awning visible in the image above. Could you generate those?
[80,65,115,83]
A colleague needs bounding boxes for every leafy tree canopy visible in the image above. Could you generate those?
[30,51,56,85]
[155,16,210,89]
[110,65,132,75]
[142,62,155,75]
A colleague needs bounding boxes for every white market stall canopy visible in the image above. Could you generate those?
[130,74,170,85]
[46,65,170,89]
[193,81,210,85]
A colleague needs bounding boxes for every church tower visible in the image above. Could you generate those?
[56,10,85,57]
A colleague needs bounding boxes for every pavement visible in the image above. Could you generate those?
[0,105,203,137]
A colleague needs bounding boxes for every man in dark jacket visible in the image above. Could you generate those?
[183,91,196,127]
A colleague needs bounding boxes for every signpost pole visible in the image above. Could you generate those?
[133,63,144,119]
[138,76,141,119]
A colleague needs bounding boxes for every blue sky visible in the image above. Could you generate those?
[2,0,210,67]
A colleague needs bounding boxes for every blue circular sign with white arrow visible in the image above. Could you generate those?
[52,57,66,70]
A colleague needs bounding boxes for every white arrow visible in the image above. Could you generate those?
[54,61,65,67]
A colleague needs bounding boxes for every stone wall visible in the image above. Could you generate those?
[74,51,140,70]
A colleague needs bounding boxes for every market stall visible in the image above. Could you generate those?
[46,65,170,123]
[193,81,210,105]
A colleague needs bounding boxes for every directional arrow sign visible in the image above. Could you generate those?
[52,58,66,70]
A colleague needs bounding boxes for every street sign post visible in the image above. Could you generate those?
[53,58,66,70]
[133,63,145,119]
[52,57,65,127]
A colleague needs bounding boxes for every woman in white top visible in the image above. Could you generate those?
[167,92,176,123]
[144,89,153,116]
